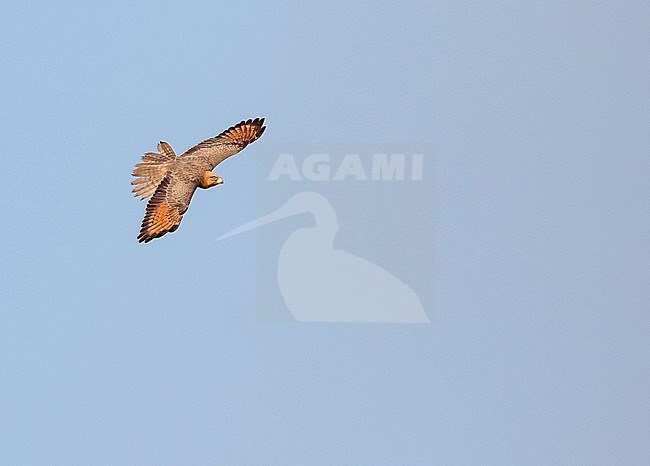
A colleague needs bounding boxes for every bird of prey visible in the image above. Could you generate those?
[132,118,266,243]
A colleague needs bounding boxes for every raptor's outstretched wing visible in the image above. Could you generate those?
[137,175,197,243]
[180,118,266,169]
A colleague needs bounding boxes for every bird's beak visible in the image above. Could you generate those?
[216,176,223,185]
[217,199,301,241]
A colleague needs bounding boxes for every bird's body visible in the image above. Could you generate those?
[131,118,266,243]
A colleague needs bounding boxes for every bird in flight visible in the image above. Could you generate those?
[132,118,266,243]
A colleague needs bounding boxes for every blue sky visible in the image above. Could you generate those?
[1,1,649,464]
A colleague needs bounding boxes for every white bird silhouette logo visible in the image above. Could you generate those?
[219,192,429,323]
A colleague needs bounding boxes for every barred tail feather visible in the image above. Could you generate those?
[131,143,176,199]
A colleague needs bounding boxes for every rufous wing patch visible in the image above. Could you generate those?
[218,118,266,148]
[138,200,181,243]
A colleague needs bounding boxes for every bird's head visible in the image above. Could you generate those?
[211,174,224,186]
[200,171,224,189]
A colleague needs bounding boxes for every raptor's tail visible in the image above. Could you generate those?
[131,142,176,199]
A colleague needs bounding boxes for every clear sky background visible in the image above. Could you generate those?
[1,1,649,464]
